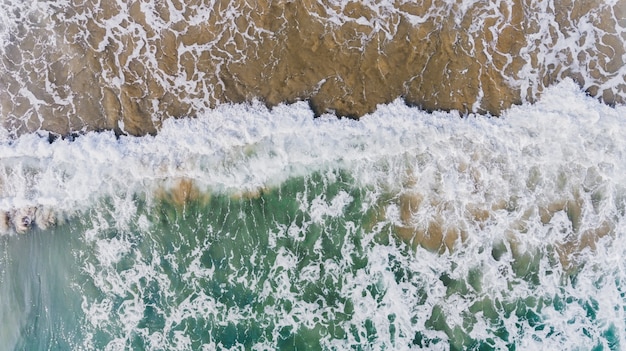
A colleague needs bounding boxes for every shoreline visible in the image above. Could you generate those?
[14,89,626,141]
[1,0,624,137]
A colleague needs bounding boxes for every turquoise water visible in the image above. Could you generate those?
[1,170,625,350]
[1,83,626,349]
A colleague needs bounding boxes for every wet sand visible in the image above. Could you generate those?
[1,0,625,136]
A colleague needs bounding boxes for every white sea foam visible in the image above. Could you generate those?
[0,78,623,216]
[1,79,626,349]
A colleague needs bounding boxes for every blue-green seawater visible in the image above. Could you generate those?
[1,83,626,350]
[1,169,624,350]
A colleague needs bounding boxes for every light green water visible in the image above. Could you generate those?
[1,169,623,350]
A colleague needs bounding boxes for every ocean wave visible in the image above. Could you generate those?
[1,78,626,349]
[1,79,625,239]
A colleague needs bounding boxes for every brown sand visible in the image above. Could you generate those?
[155,178,210,208]
[1,0,624,136]
[390,189,614,273]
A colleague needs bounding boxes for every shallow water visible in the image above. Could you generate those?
[0,81,626,350]
[0,0,625,135]
[1,0,626,349]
